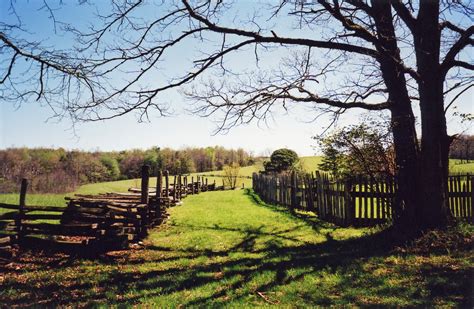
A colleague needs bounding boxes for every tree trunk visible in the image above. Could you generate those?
[414,0,450,229]
[389,105,420,228]
[372,0,420,229]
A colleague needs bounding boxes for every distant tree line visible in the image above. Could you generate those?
[0,146,254,193]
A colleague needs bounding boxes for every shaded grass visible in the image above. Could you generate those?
[1,189,471,307]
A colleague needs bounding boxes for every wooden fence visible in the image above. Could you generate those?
[0,166,218,256]
[253,172,473,227]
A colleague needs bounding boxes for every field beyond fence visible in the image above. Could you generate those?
[253,172,473,227]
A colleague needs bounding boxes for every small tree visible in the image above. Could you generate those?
[100,155,121,181]
[317,121,395,179]
[263,149,299,174]
[223,162,240,189]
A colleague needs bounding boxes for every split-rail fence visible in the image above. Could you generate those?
[0,166,219,257]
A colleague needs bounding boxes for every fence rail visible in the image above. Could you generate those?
[253,172,473,227]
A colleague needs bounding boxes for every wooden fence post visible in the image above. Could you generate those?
[155,169,162,223]
[178,175,182,200]
[164,170,170,204]
[344,179,354,226]
[290,170,297,211]
[173,175,177,201]
[141,165,150,230]
[471,175,474,223]
[191,176,195,194]
[197,176,201,194]
[16,178,28,242]
[141,165,150,204]
[156,170,163,199]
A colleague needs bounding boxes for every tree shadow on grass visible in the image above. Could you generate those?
[1,191,471,307]
[244,189,342,234]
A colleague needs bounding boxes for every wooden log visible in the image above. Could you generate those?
[22,214,63,220]
[67,193,142,200]
[69,198,141,205]
[0,203,65,212]
[0,212,19,220]
[22,223,99,236]
[67,200,141,209]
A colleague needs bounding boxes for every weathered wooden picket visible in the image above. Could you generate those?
[253,172,473,227]
[0,166,219,255]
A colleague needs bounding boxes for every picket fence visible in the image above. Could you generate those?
[253,172,473,227]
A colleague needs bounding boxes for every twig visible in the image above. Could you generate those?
[256,291,280,305]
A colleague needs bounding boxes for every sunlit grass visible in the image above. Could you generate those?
[299,156,324,172]
[450,160,474,174]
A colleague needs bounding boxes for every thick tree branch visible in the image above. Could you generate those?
[181,0,378,57]
[262,92,390,110]
[391,0,417,32]
[441,25,474,74]
[450,60,474,71]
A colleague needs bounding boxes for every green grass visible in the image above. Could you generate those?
[195,162,264,188]
[450,160,474,174]
[1,189,472,307]
[299,156,324,172]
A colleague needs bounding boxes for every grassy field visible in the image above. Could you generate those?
[1,189,471,307]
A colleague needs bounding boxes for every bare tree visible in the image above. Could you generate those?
[1,0,473,231]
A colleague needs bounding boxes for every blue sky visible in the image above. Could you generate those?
[0,1,472,156]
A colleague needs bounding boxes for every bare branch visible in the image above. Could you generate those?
[441,25,474,74]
